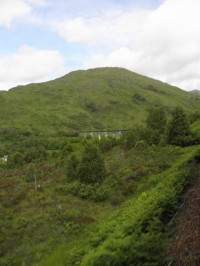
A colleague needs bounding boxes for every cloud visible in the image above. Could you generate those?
[55,0,200,90]
[0,0,48,26]
[27,0,48,5]
[57,17,95,44]
[84,47,138,68]
[0,45,67,90]
[1,0,199,91]
[0,0,31,26]
[55,9,150,48]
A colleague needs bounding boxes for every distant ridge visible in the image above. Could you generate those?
[190,89,200,94]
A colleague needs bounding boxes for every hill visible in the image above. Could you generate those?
[1,67,200,265]
[190,89,200,94]
[0,67,200,134]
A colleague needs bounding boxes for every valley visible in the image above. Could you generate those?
[0,68,200,265]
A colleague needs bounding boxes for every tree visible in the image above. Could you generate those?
[99,136,115,152]
[124,125,153,149]
[78,143,105,184]
[166,107,191,146]
[146,107,167,144]
[61,143,73,158]
[66,153,79,181]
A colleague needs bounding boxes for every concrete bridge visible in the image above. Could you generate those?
[79,130,127,140]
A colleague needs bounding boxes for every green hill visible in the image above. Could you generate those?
[1,67,200,265]
[190,89,200,94]
[0,67,200,133]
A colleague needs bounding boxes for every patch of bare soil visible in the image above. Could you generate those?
[170,167,200,266]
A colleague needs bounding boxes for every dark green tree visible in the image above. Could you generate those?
[124,125,152,149]
[61,143,73,158]
[146,107,167,144]
[78,143,105,184]
[166,107,191,146]
[66,153,79,181]
[99,136,116,152]
[189,111,200,124]
[146,107,167,133]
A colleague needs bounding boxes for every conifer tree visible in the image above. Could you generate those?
[146,107,167,144]
[66,153,79,181]
[146,107,167,134]
[166,107,191,146]
[78,143,105,184]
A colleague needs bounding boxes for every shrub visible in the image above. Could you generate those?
[66,181,110,202]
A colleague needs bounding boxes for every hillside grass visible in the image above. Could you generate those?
[39,145,200,266]
[0,68,200,133]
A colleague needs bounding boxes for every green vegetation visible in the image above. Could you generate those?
[66,153,79,181]
[78,143,105,184]
[146,107,167,144]
[0,67,200,133]
[39,146,200,266]
[1,117,200,265]
[191,119,200,139]
[1,68,200,265]
[166,107,192,146]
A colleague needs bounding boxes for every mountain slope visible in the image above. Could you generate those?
[0,67,200,133]
[190,89,200,94]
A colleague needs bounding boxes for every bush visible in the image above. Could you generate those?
[66,181,110,202]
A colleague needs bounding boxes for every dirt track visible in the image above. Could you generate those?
[170,166,200,266]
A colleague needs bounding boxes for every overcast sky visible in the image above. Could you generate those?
[0,0,200,91]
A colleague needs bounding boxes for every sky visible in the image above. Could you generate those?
[0,0,200,91]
